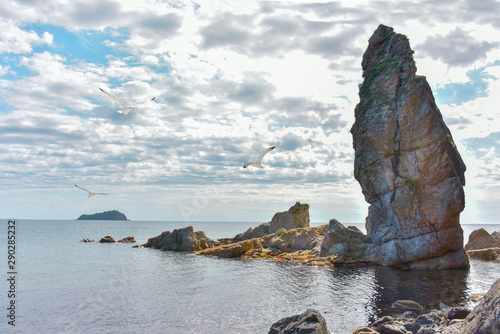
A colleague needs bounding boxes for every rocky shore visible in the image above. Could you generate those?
[268,278,500,334]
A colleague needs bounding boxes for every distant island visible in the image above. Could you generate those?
[77,210,129,221]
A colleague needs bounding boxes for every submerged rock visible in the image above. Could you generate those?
[268,309,329,334]
[351,24,468,269]
[142,226,214,251]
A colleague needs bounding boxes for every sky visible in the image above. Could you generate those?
[0,0,499,224]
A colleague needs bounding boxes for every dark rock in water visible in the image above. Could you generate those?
[118,236,136,243]
[99,236,116,243]
[350,24,468,269]
[80,239,94,242]
[462,278,500,333]
[142,226,214,251]
[234,202,310,242]
[77,210,128,221]
[268,309,329,334]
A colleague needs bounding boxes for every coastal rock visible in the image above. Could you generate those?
[266,225,326,253]
[234,202,310,241]
[99,236,116,243]
[467,248,500,261]
[268,309,329,334]
[118,236,136,243]
[320,219,372,263]
[142,226,214,251]
[350,24,468,269]
[461,278,500,333]
[464,228,499,251]
[197,238,263,258]
[391,300,424,313]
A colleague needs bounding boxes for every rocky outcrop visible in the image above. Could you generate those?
[464,229,500,261]
[99,236,116,243]
[352,279,500,333]
[461,278,500,333]
[465,228,500,251]
[80,238,94,242]
[268,309,329,334]
[234,202,310,241]
[118,236,136,243]
[350,24,468,269]
[320,219,372,263]
[142,226,214,251]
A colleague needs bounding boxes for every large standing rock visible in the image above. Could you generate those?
[350,24,468,269]
[268,309,329,334]
[142,226,214,251]
[461,278,500,333]
[234,202,310,241]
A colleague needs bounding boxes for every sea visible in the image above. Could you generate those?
[1,219,499,334]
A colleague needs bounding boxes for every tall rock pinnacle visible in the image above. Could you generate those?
[351,25,469,269]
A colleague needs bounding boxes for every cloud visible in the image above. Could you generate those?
[417,27,499,67]
[0,20,53,54]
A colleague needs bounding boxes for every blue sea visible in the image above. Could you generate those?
[1,220,499,334]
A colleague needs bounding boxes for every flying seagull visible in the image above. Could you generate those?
[243,147,275,169]
[99,88,155,115]
[74,184,109,198]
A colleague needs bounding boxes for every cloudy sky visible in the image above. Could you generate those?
[0,0,499,224]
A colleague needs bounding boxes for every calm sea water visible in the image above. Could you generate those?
[1,220,499,334]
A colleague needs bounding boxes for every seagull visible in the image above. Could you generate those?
[99,88,155,115]
[74,184,109,198]
[243,147,275,169]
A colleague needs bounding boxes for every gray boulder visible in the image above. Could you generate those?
[269,309,329,334]
[142,226,214,251]
[461,278,500,333]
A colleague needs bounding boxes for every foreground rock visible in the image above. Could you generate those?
[352,278,500,334]
[350,24,468,269]
[462,278,500,333]
[143,226,214,251]
[269,309,329,334]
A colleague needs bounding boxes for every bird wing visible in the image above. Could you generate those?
[99,88,129,109]
[255,146,275,164]
[75,184,91,195]
[94,193,110,196]
[134,96,156,106]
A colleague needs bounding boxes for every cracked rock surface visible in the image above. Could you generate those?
[351,24,468,269]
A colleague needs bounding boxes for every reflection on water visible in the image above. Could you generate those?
[2,220,499,334]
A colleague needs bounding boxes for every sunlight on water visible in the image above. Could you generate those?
[0,220,498,334]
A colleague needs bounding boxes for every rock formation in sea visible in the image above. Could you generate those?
[118,236,136,243]
[99,236,116,243]
[77,210,128,221]
[233,202,310,242]
[350,24,468,269]
[464,228,500,261]
[142,226,214,251]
